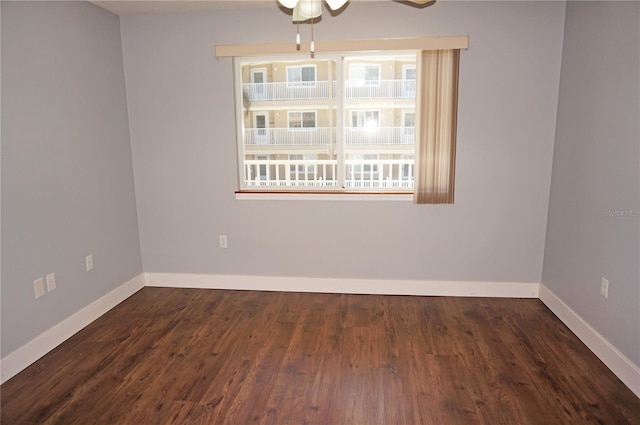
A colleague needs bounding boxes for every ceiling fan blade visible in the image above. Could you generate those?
[325,0,348,11]
[278,0,300,8]
[292,0,322,21]
[404,0,433,4]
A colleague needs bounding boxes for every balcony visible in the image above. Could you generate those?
[243,79,416,102]
[345,79,416,99]
[243,81,333,101]
[244,127,415,147]
[244,127,334,146]
[345,127,415,145]
[243,159,414,190]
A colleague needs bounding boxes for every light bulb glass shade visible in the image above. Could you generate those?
[292,0,322,21]
[325,0,348,11]
[277,0,300,8]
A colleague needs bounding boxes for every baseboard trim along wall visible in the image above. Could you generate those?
[143,273,541,298]
[3,274,637,398]
[0,274,145,385]
[539,284,640,398]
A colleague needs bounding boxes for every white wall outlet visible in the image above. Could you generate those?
[86,254,94,271]
[600,277,609,299]
[34,278,46,299]
[219,235,228,249]
[46,273,56,292]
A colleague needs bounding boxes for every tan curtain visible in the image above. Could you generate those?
[414,49,460,204]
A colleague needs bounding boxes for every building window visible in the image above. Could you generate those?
[287,65,316,87]
[288,111,317,130]
[222,37,464,201]
[351,110,380,129]
[236,51,455,194]
[238,54,414,191]
[250,68,268,99]
[349,63,381,86]
[402,65,416,97]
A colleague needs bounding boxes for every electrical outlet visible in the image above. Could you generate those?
[46,273,56,292]
[219,235,228,249]
[600,277,609,299]
[86,254,94,271]
[34,278,46,299]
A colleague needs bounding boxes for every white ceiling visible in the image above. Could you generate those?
[89,0,277,16]
[89,0,403,16]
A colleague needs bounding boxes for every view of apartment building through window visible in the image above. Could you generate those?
[237,52,416,191]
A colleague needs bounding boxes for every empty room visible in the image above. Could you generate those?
[1,0,639,423]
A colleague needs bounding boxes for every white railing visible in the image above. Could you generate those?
[344,159,414,189]
[243,79,416,101]
[243,81,333,101]
[243,159,414,189]
[244,127,334,146]
[244,127,414,146]
[345,127,415,145]
[345,79,416,99]
[244,160,338,187]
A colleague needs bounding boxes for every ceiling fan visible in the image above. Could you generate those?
[277,0,433,52]
[277,0,433,22]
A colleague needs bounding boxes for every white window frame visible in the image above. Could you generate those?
[401,110,415,142]
[351,110,380,129]
[235,52,419,194]
[287,111,317,131]
[402,64,416,97]
[286,64,317,88]
[348,63,381,87]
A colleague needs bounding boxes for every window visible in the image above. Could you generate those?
[253,112,269,144]
[351,111,380,129]
[349,63,380,86]
[287,65,316,87]
[402,65,416,97]
[288,111,316,130]
[402,111,415,142]
[250,68,267,99]
[238,54,415,192]
[229,41,463,201]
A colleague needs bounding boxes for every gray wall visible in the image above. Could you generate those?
[1,1,143,357]
[543,1,640,365]
[121,1,565,283]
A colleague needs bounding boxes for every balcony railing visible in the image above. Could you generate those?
[344,158,414,189]
[244,160,338,187]
[243,79,416,101]
[345,127,415,145]
[244,127,334,146]
[244,127,414,147]
[243,159,414,189]
[243,81,333,101]
[345,79,416,99]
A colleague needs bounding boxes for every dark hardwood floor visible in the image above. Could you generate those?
[1,287,638,424]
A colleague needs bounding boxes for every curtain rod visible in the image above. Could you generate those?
[215,36,469,57]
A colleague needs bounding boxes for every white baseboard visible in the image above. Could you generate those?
[0,273,145,384]
[5,273,636,399]
[539,284,640,398]
[144,272,540,298]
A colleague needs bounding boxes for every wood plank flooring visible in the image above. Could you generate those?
[2,287,639,424]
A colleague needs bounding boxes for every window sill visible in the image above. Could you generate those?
[235,191,413,201]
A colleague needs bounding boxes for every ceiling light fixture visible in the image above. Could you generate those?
[277,0,349,54]
[278,1,436,54]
